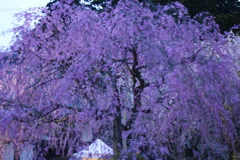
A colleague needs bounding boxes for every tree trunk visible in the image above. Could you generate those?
[113,113,123,154]
[228,143,233,160]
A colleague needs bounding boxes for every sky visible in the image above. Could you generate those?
[0,0,50,49]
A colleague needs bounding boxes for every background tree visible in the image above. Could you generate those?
[155,0,240,33]
[0,0,240,159]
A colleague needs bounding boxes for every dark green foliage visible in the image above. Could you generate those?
[152,0,240,33]
[215,11,240,33]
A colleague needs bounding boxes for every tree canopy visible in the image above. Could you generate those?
[0,0,240,159]
[66,0,240,32]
